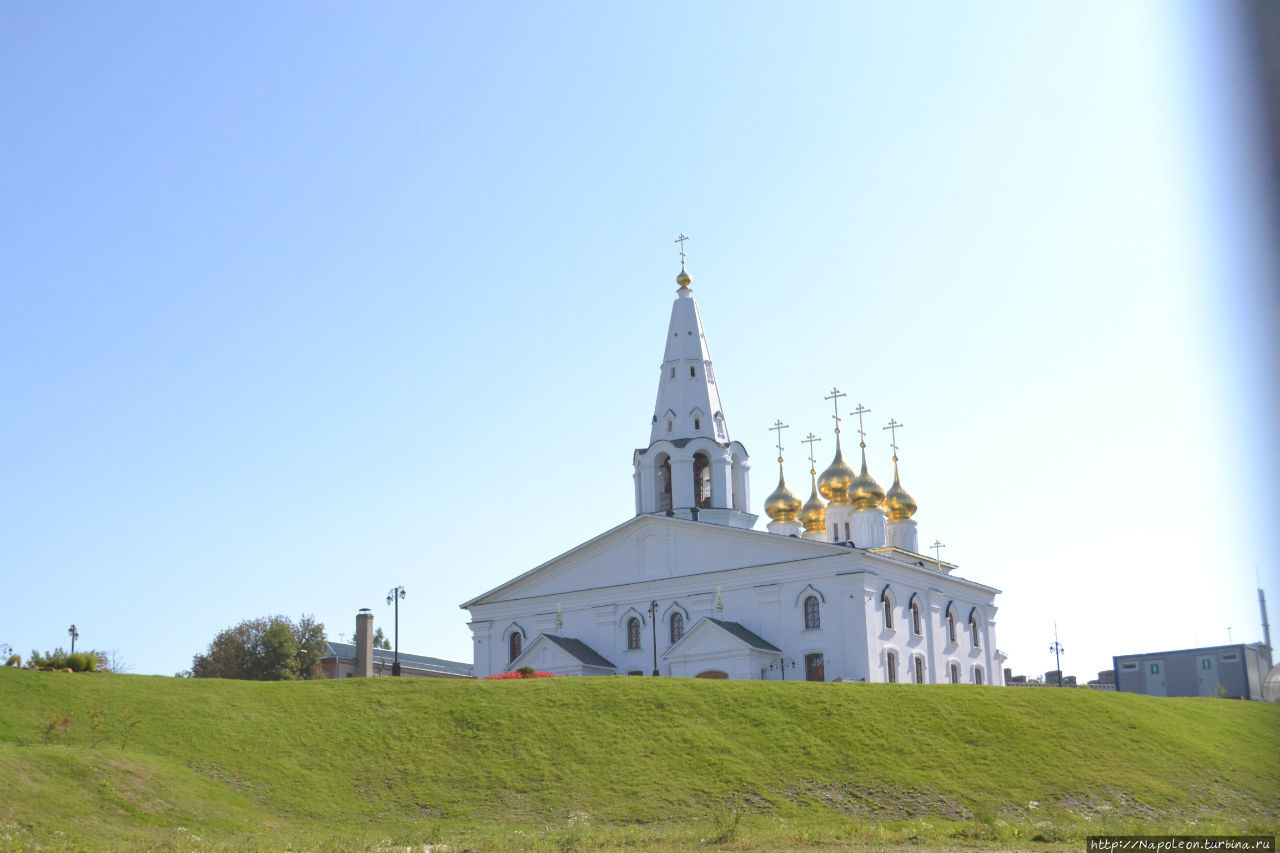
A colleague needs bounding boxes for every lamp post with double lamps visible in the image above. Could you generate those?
[386,586,406,676]
[68,625,79,655]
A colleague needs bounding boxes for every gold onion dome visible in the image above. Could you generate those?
[884,461,918,521]
[676,267,692,289]
[800,475,827,533]
[849,448,886,510]
[818,438,855,504]
[764,463,803,523]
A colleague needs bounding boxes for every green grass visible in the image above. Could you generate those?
[1,668,1277,850]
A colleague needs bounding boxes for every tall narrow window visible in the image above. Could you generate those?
[669,612,684,644]
[627,618,642,650]
[509,632,522,663]
[804,595,820,630]
[913,656,925,684]
[970,614,981,648]
[910,599,922,637]
[805,652,825,682]
[886,651,898,683]
[882,593,894,630]
[690,366,695,377]
[669,367,675,378]
[694,417,701,430]
[950,662,960,684]
[974,666,984,685]
[947,609,957,645]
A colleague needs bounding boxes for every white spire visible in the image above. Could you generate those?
[632,252,754,528]
[649,285,729,445]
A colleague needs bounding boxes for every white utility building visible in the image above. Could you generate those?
[462,258,1004,683]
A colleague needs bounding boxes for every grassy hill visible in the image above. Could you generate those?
[0,668,1277,851]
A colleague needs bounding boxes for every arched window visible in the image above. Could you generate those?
[886,650,898,683]
[970,612,981,648]
[804,595,820,630]
[669,612,684,644]
[910,597,923,637]
[881,589,895,630]
[946,607,958,645]
[627,617,641,650]
[973,666,984,685]
[913,655,925,684]
[693,452,712,508]
[950,662,960,684]
[509,632,522,663]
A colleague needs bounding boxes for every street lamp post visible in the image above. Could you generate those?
[649,600,660,676]
[386,586,406,676]
[68,624,79,655]
[1048,622,1065,687]
[770,656,797,681]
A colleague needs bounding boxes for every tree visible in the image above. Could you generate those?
[191,614,327,680]
[371,627,391,650]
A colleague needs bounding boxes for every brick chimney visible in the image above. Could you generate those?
[355,608,374,677]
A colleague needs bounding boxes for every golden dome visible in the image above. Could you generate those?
[818,437,855,504]
[764,463,803,523]
[800,472,827,533]
[676,267,692,289]
[884,461,918,521]
[849,447,886,510]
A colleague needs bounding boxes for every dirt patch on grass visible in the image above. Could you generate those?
[788,781,967,820]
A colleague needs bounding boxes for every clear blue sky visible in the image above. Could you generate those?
[2,2,1275,679]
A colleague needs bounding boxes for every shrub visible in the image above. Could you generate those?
[66,652,97,672]
[4,653,19,667]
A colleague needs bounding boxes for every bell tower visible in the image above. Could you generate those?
[632,237,755,528]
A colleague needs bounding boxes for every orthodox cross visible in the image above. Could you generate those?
[802,432,822,473]
[769,419,789,463]
[851,403,872,448]
[823,387,847,435]
[930,540,945,572]
[883,418,903,461]
[675,233,689,268]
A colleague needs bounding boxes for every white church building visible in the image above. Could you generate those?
[462,257,1004,684]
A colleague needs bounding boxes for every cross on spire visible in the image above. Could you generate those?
[883,418,903,461]
[769,419,789,463]
[802,432,822,473]
[824,387,847,436]
[675,233,689,269]
[851,403,872,448]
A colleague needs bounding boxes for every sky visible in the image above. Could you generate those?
[2,2,1275,681]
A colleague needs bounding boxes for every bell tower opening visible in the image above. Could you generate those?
[656,454,673,512]
[693,451,712,509]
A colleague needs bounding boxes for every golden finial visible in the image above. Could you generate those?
[764,419,802,522]
[882,418,917,521]
[675,233,691,289]
[715,585,723,613]
[824,387,846,437]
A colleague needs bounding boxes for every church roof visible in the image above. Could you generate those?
[321,642,473,677]
[705,618,781,652]
[540,634,616,669]
[460,513,995,610]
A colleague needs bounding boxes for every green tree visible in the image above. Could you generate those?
[371,627,391,650]
[191,614,326,680]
